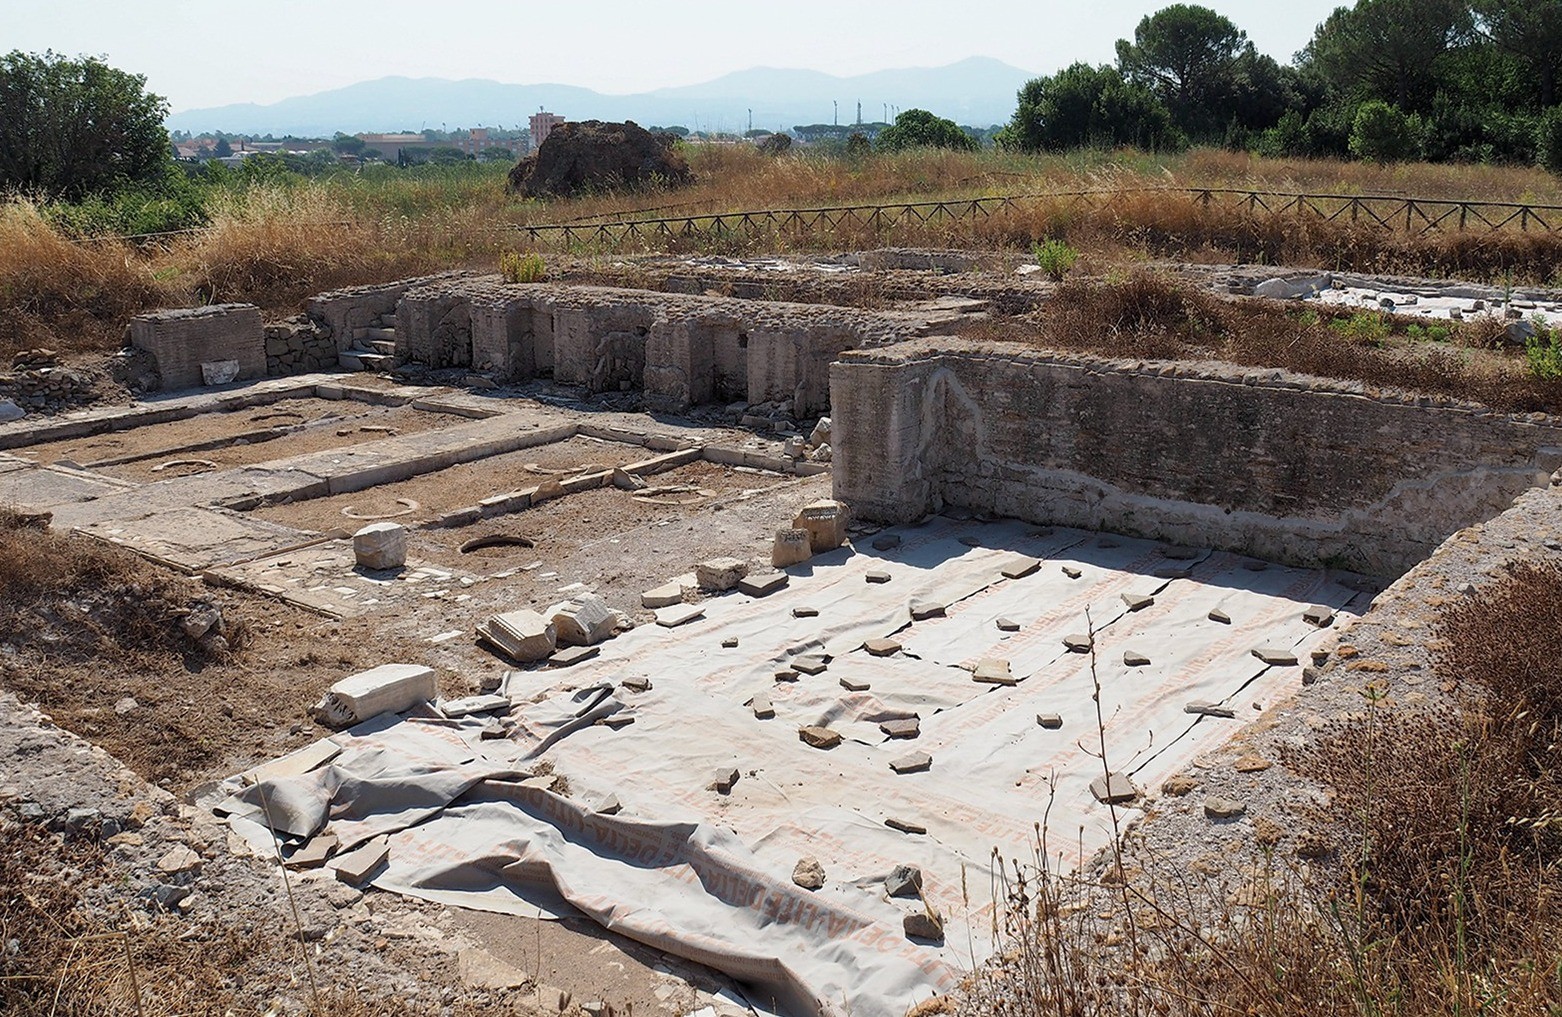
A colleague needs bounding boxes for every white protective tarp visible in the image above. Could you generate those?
[221,517,1369,1017]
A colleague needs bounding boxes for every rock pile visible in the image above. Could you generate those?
[506,120,693,199]
[0,348,96,412]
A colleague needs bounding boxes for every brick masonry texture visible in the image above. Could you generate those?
[128,304,265,391]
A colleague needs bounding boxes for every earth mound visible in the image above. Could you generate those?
[507,120,693,199]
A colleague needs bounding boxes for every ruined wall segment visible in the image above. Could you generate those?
[832,338,1562,576]
[128,303,265,390]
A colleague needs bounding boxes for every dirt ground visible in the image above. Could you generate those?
[12,397,468,482]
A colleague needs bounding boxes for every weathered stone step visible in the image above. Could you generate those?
[352,326,398,343]
[338,352,396,372]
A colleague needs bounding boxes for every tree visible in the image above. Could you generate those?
[332,132,366,155]
[427,146,472,165]
[212,136,232,158]
[998,63,1178,151]
[1349,99,1422,161]
[0,50,171,199]
[1474,0,1562,107]
[1115,4,1248,138]
[479,146,514,162]
[875,109,977,151]
[1300,0,1470,112]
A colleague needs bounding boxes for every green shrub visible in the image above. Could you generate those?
[1348,100,1421,163]
[1329,311,1392,346]
[1031,238,1079,281]
[1525,317,1562,379]
[500,251,546,283]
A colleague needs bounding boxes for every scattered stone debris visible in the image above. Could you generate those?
[549,644,600,667]
[995,617,1020,632]
[1252,646,1299,666]
[910,599,946,620]
[1204,796,1248,820]
[695,557,750,591]
[793,856,826,890]
[1208,608,1232,624]
[890,751,932,774]
[885,816,927,835]
[750,696,775,719]
[881,717,920,738]
[972,658,1016,686]
[655,603,705,628]
[839,676,871,692]
[1035,713,1063,729]
[1121,592,1155,612]
[738,572,789,597]
[1000,556,1041,579]
[886,865,924,897]
[1161,775,1200,796]
[722,636,739,648]
[595,794,623,815]
[1302,604,1336,627]
[792,605,819,618]
[1063,633,1093,653]
[903,908,944,941]
[621,676,652,693]
[793,655,829,675]
[798,726,842,749]
[1062,565,1082,579]
[1185,701,1236,718]
[641,579,688,608]
[1089,772,1139,804]
[334,837,390,885]
[1234,754,1273,773]
[1123,649,1151,667]
[711,767,741,794]
[864,638,901,657]
[865,569,891,584]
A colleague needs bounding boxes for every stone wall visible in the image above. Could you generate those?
[306,272,471,354]
[128,304,265,391]
[386,278,934,412]
[264,316,338,376]
[831,338,1562,576]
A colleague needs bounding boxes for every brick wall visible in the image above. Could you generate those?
[128,304,265,391]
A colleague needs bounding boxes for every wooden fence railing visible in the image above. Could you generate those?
[505,187,1562,248]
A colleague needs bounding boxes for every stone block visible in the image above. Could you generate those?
[479,609,557,662]
[864,638,901,657]
[695,556,749,591]
[311,664,436,727]
[129,304,265,391]
[549,593,617,646]
[793,856,826,890]
[880,717,919,739]
[771,528,814,568]
[1089,772,1139,805]
[798,726,842,749]
[890,751,932,774]
[353,521,408,570]
[793,499,849,552]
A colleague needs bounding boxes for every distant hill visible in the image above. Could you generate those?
[164,57,1035,136]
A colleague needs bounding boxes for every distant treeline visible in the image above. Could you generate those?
[998,0,1562,166]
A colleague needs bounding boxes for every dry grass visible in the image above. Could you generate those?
[961,270,1562,414]
[7,145,1562,365]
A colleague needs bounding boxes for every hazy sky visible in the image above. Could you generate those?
[5,0,1346,111]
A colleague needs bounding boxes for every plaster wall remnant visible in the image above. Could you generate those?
[830,338,1562,576]
[129,304,265,391]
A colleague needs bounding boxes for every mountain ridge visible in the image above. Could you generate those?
[165,58,1035,136]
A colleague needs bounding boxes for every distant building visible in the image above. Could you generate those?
[529,112,565,152]
[357,128,495,162]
